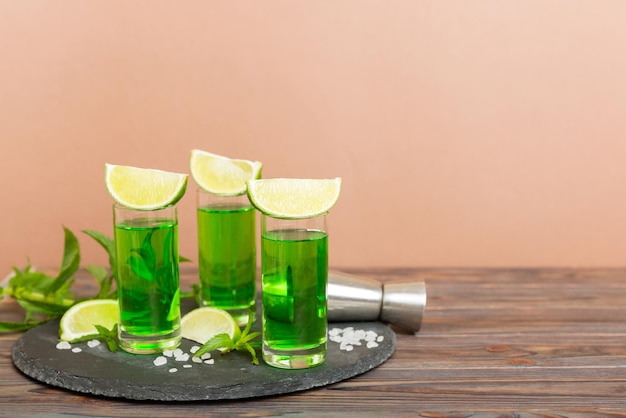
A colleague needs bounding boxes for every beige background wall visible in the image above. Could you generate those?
[2,1,626,276]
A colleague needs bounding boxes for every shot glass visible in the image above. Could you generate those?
[113,204,182,354]
[261,214,328,369]
[196,189,257,326]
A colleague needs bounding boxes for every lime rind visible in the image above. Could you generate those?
[246,177,341,219]
[105,163,188,210]
[59,299,119,341]
[180,307,240,345]
[189,149,262,196]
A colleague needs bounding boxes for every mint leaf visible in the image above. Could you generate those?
[85,264,116,299]
[194,333,235,357]
[83,230,116,274]
[46,227,80,295]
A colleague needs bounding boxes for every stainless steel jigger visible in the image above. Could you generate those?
[327,271,427,333]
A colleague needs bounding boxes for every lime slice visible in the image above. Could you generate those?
[189,149,262,196]
[180,307,241,345]
[59,299,119,341]
[246,177,341,219]
[105,163,188,210]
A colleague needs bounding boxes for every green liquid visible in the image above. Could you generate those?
[197,204,256,319]
[115,218,181,350]
[262,229,328,353]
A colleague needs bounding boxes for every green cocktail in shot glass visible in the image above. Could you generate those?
[247,177,341,369]
[105,163,188,355]
[261,214,328,368]
[197,190,257,325]
[190,149,263,326]
[114,204,182,354]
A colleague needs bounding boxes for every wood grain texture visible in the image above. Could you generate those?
[2,268,626,417]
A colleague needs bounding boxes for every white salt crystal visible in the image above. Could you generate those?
[173,348,184,358]
[71,347,82,353]
[328,328,341,337]
[162,349,174,357]
[376,335,384,342]
[204,359,215,365]
[191,356,203,364]
[183,364,192,368]
[56,341,72,350]
[153,356,168,366]
[175,353,190,362]
[87,340,101,348]
[190,345,201,354]
[367,341,379,349]
[168,368,178,373]
[200,352,212,360]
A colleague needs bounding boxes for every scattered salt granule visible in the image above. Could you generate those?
[376,335,384,342]
[190,345,201,354]
[340,342,354,351]
[200,352,212,360]
[183,364,192,368]
[87,340,101,348]
[191,356,203,364]
[175,352,190,362]
[162,349,174,357]
[366,341,379,349]
[168,368,178,373]
[153,356,168,366]
[56,341,72,350]
[365,331,377,341]
[71,347,82,353]
[204,359,215,365]
[173,348,184,358]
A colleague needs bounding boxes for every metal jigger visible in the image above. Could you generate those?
[327,271,427,333]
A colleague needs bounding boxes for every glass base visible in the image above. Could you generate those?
[119,328,181,355]
[262,343,326,369]
[200,300,256,327]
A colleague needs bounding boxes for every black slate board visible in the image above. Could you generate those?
[12,319,395,401]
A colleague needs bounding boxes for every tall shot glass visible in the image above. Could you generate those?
[196,190,256,326]
[113,204,182,354]
[261,214,328,369]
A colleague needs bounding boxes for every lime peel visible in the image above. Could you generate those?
[180,307,240,345]
[189,149,262,196]
[246,177,342,219]
[59,299,119,341]
[105,163,188,210]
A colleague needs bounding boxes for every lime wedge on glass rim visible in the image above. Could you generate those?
[105,163,188,210]
[180,307,241,345]
[189,149,263,196]
[59,299,119,341]
[246,178,342,219]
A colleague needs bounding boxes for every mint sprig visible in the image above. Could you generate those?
[194,309,261,365]
[1,227,192,334]
[67,324,119,352]
[0,227,82,332]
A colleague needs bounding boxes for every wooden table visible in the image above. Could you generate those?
[2,268,626,416]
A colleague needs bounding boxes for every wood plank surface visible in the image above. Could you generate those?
[2,268,626,417]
